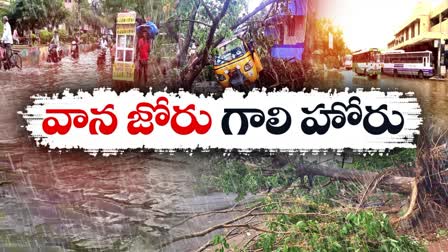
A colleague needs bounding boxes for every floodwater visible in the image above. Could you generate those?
[0,52,448,251]
[305,70,448,129]
[0,50,240,251]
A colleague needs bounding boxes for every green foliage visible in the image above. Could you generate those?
[251,198,425,252]
[30,33,38,45]
[39,29,53,44]
[198,159,295,200]
[0,9,5,34]
[9,0,68,30]
[436,228,448,239]
[175,0,247,53]
[38,28,71,44]
[352,149,416,171]
[58,29,68,42]
[102,0,175,23]
[199,154,424,251]
[80,33,98,44]
[212,235,230,252]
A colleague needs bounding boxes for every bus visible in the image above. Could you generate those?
[344,55,352,70]
[352,48,381,78]
[381,50,434,78]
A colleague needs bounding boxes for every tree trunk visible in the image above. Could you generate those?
[294,163,414,194]
[178,1,200,67]
[180,0,277,89]
[180,0,232,89]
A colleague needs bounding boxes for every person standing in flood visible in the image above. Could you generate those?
[137,30,150,84]
[13,28,20,45]
[1,16,13,65]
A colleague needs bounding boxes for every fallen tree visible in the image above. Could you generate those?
[293,162,415,194]
[160,135,447,250]
[179,0,278,89]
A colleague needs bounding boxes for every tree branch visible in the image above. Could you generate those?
[168,18,212,27]
[293,163,415,194]
[159,203,263,248]
[199,0,215,21]
[160,203,329,248]
[212,0,277,48]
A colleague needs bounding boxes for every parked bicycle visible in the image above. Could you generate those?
[0,42,22,70]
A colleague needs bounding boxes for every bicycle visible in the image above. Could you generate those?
[0,42,22,70]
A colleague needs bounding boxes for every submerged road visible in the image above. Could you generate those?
[304,70,448,129]
[0,50,241,251]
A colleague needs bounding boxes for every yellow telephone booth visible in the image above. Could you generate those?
[113,11,137,82]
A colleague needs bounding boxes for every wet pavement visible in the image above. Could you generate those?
[0,52,448,251]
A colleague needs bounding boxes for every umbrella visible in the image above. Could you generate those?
[137,21,158,38]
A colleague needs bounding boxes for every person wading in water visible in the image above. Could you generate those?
[137,29,150,84]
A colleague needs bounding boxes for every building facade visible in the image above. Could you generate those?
[388,0,448,51]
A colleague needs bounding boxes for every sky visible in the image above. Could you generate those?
[248,0,444,51]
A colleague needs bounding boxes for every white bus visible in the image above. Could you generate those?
[344,55,352,70]
[352,48,381,79]
[381,50,434,78]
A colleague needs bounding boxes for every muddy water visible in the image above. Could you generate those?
[0,51,240,251]
[306,70,448,129]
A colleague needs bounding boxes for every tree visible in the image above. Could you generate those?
[9,0,47,30]
[43,0,69,29]
[100,0,175,22]
[175,0,276,89]
[8,0,68,30]
[80,0,109,32]
[307,18,350,68]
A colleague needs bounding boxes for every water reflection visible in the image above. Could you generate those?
[305,70,448,128]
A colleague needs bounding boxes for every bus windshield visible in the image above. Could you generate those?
[372,52,381,63]
[353,50,380,63]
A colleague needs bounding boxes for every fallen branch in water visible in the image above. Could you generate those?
[159,204,264,248]
[170,202,263,229]
[160,203,329,248]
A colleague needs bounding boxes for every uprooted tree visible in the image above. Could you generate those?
[158,126,448,250]
[173,0,280,89]
[170,0,350,90]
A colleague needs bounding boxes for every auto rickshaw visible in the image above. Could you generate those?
[213,37,263,89]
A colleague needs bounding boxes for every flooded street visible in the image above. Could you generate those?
[0,51,447,251]
[0,51,240,251]
[306,70,448,128]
